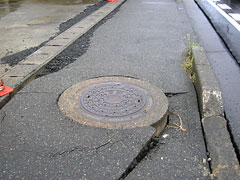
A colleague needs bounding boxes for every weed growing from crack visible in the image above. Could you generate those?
[183,34,199,82]
[167,111,186,132]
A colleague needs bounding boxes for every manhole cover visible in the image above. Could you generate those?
[58,77,168,129]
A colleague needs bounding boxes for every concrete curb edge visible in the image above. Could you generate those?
[192,46,240,179]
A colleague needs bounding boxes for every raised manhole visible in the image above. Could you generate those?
[58,77,168,129]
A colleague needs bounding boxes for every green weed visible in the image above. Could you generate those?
[183,34,199,82]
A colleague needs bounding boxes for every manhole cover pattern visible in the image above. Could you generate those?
[80,82,147,117]
[58,77,168,129]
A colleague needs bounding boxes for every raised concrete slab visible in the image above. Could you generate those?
[126,93,210,180]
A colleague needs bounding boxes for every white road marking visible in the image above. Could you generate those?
[217,4,232,10]
[207,0,240,32]
[229,13,240,21]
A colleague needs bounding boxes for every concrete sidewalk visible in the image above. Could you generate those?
[0,0,239,179]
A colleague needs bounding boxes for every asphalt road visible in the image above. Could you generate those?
[196,0,240,63]
[0,0,210,179]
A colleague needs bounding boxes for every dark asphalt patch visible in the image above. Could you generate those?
[0,0,107,66]
[58,0,107,33]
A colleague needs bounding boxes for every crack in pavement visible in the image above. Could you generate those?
[0,111,6,124]
[164,92,188,98]
[118,137,160,180]
[48,138,125,159]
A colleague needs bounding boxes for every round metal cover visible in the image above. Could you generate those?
[58,77,168,129]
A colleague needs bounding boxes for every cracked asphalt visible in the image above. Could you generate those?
[0,0,210,179]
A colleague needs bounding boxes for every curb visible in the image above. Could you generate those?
[192,46,240,179]
[0,0,126,109]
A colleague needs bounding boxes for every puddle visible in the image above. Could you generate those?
[0,0,99,18]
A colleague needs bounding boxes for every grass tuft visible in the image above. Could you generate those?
[183,34,199,82]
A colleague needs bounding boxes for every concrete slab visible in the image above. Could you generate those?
[56,32,79,40]
[20,45,64,65]
[206,51,240,162]
[203,116,240,179]
[46,38,73,46]
[20,51,52,65]
[64,26,88,34]
[3,64,39,77]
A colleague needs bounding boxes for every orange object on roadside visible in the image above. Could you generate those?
[0,80,13,96]
[107,0,118,2]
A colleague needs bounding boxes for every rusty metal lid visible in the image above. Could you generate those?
[58,77,168,129]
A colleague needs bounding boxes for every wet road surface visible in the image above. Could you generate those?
[200,0,240,62]
[0,0,98,60]
[218,0,240,15]
[0,0,99,19]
